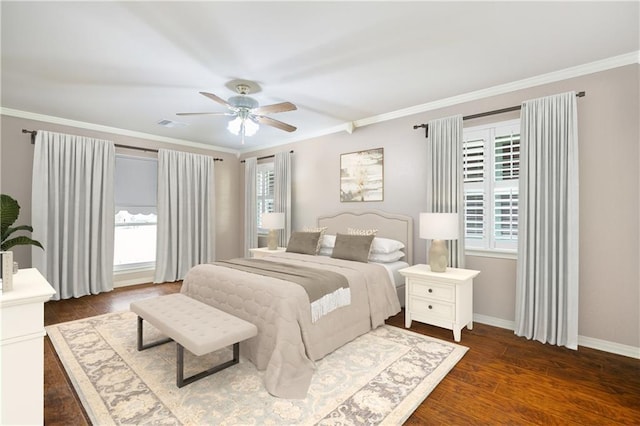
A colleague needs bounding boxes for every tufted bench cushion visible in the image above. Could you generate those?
[130,293,258,387]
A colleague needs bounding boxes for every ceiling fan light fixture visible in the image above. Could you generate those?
[227,114,259,137]
[243,117,259,136]
[227,116,243,135]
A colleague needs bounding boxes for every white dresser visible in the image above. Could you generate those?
[399,264,480,342]
[1,268,56,425]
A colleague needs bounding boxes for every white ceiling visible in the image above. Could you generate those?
[2,2,638,153]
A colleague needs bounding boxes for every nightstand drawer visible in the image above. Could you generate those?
[410,280,455,303]
[410,297,455,321]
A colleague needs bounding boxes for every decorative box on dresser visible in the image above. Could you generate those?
[0,268,56,425]
[399,264,480,342]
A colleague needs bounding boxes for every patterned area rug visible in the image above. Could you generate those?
[47,311,467,425]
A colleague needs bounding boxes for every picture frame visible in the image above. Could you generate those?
[340,148,384,202]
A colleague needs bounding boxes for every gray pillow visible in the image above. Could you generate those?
[331,233,375,263]
[286,231,322,255]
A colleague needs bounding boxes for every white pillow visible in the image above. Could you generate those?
[370,237,405,254]
[320,247,404,263]
[369,251,405,263]
[321,234,336,248]
[321,234,404,254]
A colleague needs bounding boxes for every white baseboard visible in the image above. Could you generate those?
[473,313,640,360]
[473,314,515,331]
[577,336,640,360]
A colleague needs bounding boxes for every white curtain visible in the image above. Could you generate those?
[515,91,579,349]
[31,131,115,300]
[243,157,258,257]
[273,151,292,247]
[154,149,215,283]
[426,115,465,268]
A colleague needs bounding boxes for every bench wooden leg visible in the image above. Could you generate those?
[176,342,240,388]
[137,316,172,351]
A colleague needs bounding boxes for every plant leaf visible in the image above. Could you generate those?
[1,236,44,251]
[2,225,34,242]
[1,194,20,235]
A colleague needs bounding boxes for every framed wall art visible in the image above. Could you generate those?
[340,148,384,202]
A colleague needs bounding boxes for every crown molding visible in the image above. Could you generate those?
[354,50,640,129]
[240,51,639,156]
[0,107,239,155]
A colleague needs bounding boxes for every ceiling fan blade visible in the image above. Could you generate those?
[200,91,232,108]
[255,115,297,132]
[176,112,232,116]
[253,101,297,115]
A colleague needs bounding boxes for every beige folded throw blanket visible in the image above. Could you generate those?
[213,258,350,321]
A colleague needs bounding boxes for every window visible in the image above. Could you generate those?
[256,162,275,232]
[114,155,158,270]
[463,119,519,253]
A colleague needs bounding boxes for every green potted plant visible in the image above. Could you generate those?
[1,194,43,251]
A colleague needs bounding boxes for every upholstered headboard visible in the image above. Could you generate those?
[317,210,413,264]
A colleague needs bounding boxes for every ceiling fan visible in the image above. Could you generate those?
[177,83,297,144]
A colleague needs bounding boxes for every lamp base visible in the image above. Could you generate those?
[428,240,448,272]
[267,229,278,250]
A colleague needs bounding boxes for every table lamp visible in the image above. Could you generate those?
[420,212,459,272]
[261,212,285,250]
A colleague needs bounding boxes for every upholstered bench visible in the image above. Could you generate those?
[130,293,258,388]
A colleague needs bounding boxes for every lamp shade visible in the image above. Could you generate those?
[262,212,285,229]
[419,213,459,240]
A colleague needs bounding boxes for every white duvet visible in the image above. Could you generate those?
[180,252,401,398]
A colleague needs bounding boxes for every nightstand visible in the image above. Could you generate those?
[249,247,286,258]
[399,264,480,342]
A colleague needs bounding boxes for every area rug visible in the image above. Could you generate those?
[47,311,467,425]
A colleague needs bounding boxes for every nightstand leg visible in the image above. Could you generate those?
[405,315,412,328]
[467,320,473,331]
[453,328,461,342]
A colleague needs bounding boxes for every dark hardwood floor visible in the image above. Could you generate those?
[44,282,640,425]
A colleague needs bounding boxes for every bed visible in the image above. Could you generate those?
[180,210,413,398]
[316,210,413,306]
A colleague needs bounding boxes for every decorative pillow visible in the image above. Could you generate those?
[303,226,327,234]
[347,227,378,236]
[286,231,322,255]
[370,237,405,254]
[368,250,405,263]
[320,234,336,249]
[302,226,327,254]
[331,233,375,263]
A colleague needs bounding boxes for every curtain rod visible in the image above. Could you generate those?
[240,150,294,163]
[22,129,223,161]
[412,91,586,137]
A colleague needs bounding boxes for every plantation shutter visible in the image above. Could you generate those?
[493,127,520,249]
[463,132,486,248]
[256,163,275,230]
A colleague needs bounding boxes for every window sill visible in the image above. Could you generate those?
[114,263,155,274]
[465,249,517,260]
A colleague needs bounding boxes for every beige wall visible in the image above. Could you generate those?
[1,65,637,350]
[0,116,243,269]
[240,65,640,349]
